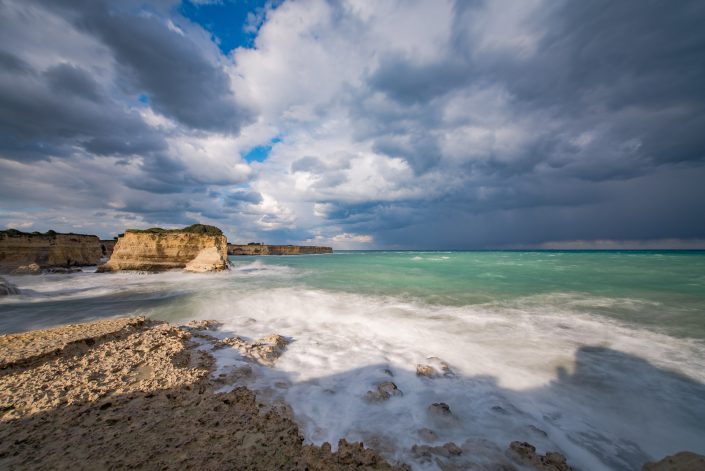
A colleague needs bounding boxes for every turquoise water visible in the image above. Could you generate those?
[2,250,705,470]
[233,250,705,338]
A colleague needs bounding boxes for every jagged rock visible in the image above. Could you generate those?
[507,441,574,471]
[1,230,103,272]
[428,402,452,416]
[642,451,705,471]
[443,442,463,456]
[417,357,454,378]
[411,442,462,461]
[215,334,291,366]
[184,320,222,331]
[416,364,440,377]
[365,381,403,402]
[0,277,20,296]
[97,225,228,273]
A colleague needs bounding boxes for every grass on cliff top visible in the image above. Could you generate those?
[125,224,223,236]
[0,229,93,238]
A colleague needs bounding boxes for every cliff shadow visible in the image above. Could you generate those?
[235,344,705,471]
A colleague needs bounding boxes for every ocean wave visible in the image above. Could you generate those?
[189,287,705,470]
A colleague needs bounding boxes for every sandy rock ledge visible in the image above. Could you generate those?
[0,317,404,470]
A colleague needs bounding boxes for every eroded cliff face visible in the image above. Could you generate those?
[0,231,102,273]
[228,244,332,255]
[98,231,228,272]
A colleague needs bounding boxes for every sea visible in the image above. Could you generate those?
[2,250,705,470]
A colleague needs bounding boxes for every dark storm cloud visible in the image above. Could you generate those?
[44,63,102,102]
[0,54,167,160]
[225,190,263,206]
[359,0,705,181]
[40,0,250,133]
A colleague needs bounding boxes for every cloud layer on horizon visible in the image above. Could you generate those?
[1,0,704,248]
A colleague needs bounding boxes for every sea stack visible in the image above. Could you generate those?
[97,224,229,273]
[0,229,103,273]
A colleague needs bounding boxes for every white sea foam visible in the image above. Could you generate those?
[187,286,705,471]
[3,268,704,470]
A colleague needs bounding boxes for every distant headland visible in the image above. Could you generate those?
[0,224,333,275]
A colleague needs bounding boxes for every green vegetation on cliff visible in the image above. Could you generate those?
[124,224,223,236]
[0,229,90,238]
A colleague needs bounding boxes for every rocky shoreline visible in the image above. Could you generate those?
[0,317,401,470]
[0,318,701,470]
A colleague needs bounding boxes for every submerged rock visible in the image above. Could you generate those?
[0,277,20,296]
[417,428,438,442]
[507,441,574,471]
[365,381,403,402]
[428,402,452,416]
[642,451,705,471]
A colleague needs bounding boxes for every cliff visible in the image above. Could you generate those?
[0,229,102,273]
[98,224,228,273]
[228,244,332,255]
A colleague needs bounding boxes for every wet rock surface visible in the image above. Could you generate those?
[0,317,403,470]
[507,441,574,471]
[365,381,403,402]
[416,357,455,378]
[642,451,705,470]
[428,402,453,416]
[215,333,292,366]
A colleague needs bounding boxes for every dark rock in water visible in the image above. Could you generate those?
[442,442,462,456]
[46,267,82,274]
[0,277,20,296]
[642,451,705,471]
[365,381,403,402]
[507,441,574,471]
[416,357,455,378]
[416,364,440,377]
[428,402,452,416]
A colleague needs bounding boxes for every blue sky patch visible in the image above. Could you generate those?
[179,0,276,54]
[243,136,281,163]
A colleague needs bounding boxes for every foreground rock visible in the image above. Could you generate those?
[98,224,229,273]
[215,333,292,366]
[0,317,404,470]
[0,277,19,296]
[0,229,102,273]
[642,451,705,470]
[507,441,574,471]
[229,243,332,255]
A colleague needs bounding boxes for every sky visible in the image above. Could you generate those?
[0,0,704,249]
